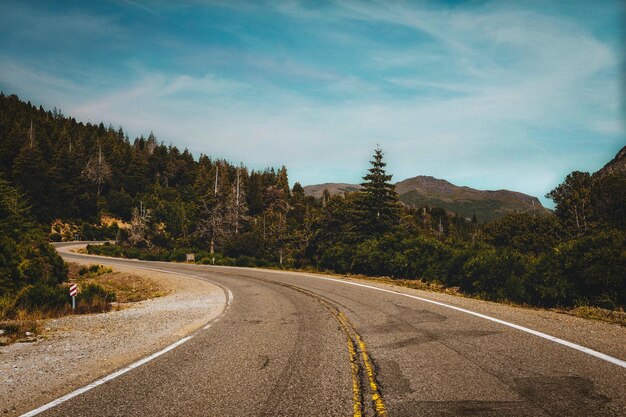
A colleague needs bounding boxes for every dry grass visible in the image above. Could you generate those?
[347,274,626,326]
[281,267,626,327]
[284,266,462,296]
[91,273,167,303]
[0,310,41,346]
[560,306,626,327]
[0,265,167,346]
[67,263,167,304]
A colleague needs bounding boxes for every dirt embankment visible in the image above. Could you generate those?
[0,261,225,416]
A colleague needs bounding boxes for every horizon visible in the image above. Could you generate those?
[1,1,625,208]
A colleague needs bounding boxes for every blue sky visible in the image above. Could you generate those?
[1,0,624,207]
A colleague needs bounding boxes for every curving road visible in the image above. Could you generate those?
[24,244,626,416]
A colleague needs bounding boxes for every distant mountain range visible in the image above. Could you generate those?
[303,176,551,222]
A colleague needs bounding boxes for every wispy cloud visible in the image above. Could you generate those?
[0,0,623,207]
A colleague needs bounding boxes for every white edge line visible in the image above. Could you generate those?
[59,250,626,369]
[20,261,234,417]
[130,266,233,308]
[20,336,193,417]
[300,273,626,369]
[206,264,625,369]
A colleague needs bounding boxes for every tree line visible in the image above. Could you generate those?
[1,93,624,311]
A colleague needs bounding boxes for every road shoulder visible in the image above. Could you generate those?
[318,273,626,362]
[1,262,225,416]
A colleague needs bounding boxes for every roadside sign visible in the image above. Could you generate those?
[70,283,78,310]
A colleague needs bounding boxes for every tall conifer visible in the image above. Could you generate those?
[357,147,400,235]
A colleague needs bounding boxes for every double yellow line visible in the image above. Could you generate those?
[213,271,387,416]
[280,284,387,417]
[336,311,387,417]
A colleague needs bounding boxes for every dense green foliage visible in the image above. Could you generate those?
[1,94,624,311]
[0,176,68,316]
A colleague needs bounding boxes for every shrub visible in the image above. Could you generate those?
[49,233,62,242]
[77,283,116,313]
[402,237,453,282]
[318,243,353,274]
[12,283,68,313]
[443,248,475,289]
[462,249,532,303]
[528,230,626,308]
[78,264,112,277]
[223,232,265,259]
[483,213,561,255]
[235,255,256,267]
[351,239,388,276]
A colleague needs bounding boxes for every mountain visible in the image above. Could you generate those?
[595,145,626,177]
[394,176,550,222]
[301,183,363,199]
[303,176,551,222]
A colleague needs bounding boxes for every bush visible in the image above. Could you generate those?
[168,247,196,263]
[77,283,116,313]
[402,237,453,281]
[483,213,561,255]
[462,249,532,302]
[351,239,388,276]
[442,247,480,289]
[528,230,626,308]
[15,240,67,288]
[49,233,62,242]
[79,264,112,277]
[235,255,256,267]
[223,232,265,259]
[318,243,353,274]
[12,283,68,313]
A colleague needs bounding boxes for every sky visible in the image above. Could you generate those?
[0,0,624,208]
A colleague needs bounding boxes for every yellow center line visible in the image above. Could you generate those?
[211,272,382,416]
[347,336,363,417]
[339,312,388,417]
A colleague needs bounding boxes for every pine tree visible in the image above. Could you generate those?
[13,123,49,220]
[357,147,400,235]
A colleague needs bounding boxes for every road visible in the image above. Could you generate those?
[25,244,626,416]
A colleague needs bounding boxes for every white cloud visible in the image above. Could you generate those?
[0,0,622,208]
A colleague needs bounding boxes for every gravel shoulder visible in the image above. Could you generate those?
[0,257,225,416]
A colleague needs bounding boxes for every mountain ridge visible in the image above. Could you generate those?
[595,145,626,177]
[303,175,551,222]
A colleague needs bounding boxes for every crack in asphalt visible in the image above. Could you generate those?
[211,270,388,417]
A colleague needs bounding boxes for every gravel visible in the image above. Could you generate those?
[0,264,225,416]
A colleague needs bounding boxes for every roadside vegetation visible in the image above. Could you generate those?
[68,263,166,303]
[1,94,624,326]
[0,175,164,344]
[86,147,626,321]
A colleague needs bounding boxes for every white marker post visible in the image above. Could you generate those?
[69,283,78,311]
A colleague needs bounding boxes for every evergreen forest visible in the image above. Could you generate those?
[1,93,624,315]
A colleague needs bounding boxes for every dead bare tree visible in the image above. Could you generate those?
[226,166,248,234]
[28,119,35,148]
[129,201,151,246]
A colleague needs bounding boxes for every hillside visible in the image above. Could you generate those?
[595,145,626,177]
[303,176,550,222]
[301,183,363,199]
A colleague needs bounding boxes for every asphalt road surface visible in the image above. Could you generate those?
[26,244,626,416]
